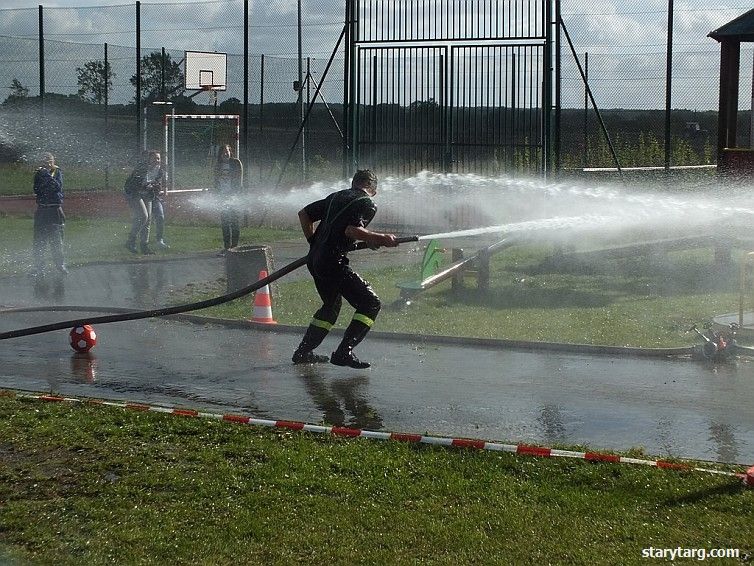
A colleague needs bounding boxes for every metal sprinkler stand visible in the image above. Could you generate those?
[398,237,517,300]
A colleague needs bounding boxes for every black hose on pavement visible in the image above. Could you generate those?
[0,236,419,340]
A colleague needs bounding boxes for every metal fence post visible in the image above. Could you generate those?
[104,42,110,190]
[136,0,141,155]
[554,0,561,174]
[38,4,45,142]
[259,53,264,183]
[342,0,352,178]
[297,0,305,181]
[584,52,588,167]
[243,0,250,190]
[664,0,674,172]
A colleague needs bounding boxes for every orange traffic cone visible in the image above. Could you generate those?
[251,270,277,324]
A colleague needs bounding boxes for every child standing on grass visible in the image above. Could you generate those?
[31,152,67,276]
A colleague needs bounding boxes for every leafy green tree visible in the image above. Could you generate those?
[130,51,184,104]
[76,60,114,104]
[3,78,29,104]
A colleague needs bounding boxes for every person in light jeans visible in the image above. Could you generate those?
[124,150,166,255]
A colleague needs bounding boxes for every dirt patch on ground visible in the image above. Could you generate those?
[0,191,216,223]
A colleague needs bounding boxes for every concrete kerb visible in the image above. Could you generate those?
[0,305,693,358]
[0,389,749,487]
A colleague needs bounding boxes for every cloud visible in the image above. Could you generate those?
[0,0,751,109]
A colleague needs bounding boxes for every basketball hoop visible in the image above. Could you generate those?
[184,51,227,92]
[184,51,227,101]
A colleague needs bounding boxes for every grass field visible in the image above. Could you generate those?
[1,395,751,565]
[177,243,746,349]
[0,163,131,196]
[0,216,298,275]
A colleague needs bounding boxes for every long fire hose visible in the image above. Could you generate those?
[0,236,420,341]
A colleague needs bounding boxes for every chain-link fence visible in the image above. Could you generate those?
[561,2,753,172]
[1,0,753,190]
[0,0,347,191]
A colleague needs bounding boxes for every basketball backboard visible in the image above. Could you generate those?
[184,50,227,91]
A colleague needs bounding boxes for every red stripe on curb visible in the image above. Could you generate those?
[746,466,754,487]
[517,445,552,457]
[223,414,251,424]
[391,433,423,443]
[39,395,65,402]
[657,461,691,471]
[585,452,621,463]
[3,390,749,485]
[276,420,306,431]
[173,409,199,417]
[452,438,486,449]
[332,426,362,437]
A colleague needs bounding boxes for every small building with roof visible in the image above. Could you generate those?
[708,8,754,171]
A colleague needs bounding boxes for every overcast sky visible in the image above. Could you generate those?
[2,0,751,52]
[0,0,752,109]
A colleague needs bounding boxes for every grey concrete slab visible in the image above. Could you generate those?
[0,255,226,310]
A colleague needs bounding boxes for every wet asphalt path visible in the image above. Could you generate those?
[1,247,753,465]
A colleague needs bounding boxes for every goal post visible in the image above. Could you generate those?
[163,113,240,193]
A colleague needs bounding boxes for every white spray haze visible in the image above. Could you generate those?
[188,171,754,246]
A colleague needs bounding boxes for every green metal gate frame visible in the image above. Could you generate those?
[345,0,554,177]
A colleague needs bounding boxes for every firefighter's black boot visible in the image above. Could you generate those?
[292,323,330,364]
[330,319,371,369]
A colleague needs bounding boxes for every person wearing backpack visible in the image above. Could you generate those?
[124,150,165,255]
[292,169,398,369]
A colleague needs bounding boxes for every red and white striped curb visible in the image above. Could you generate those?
[4,391,752,486]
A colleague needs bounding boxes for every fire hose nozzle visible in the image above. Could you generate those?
[396,235,420,244]
[352,235,419,251]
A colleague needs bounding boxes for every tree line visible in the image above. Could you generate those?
[4,50,186,106]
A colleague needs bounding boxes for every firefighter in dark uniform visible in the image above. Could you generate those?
[293,169,398,368]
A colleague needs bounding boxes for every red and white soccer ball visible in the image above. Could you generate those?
[69,325,97,353]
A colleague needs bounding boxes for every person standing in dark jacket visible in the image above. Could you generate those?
[292,169,398,369]
[31,152,67,276]
[214,144,244,255]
